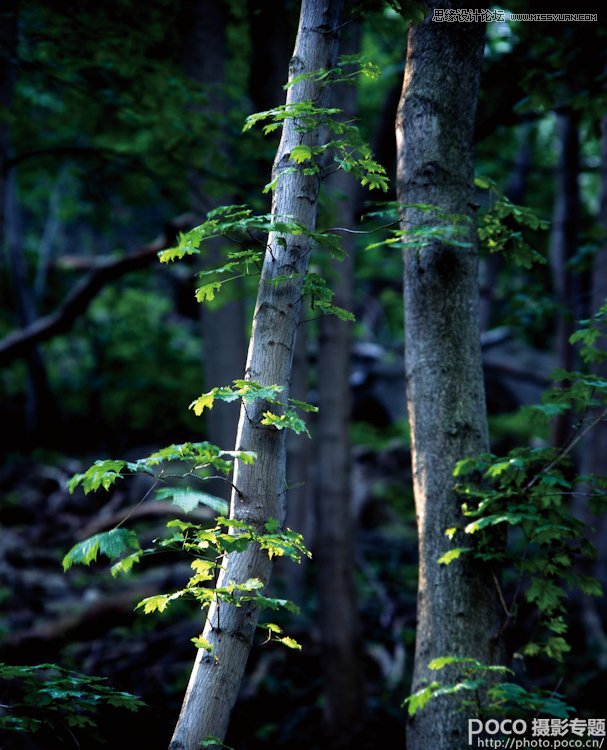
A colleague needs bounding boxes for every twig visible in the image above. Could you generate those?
[526,406,607,491]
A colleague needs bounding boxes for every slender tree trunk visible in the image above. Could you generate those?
[0,0,17,253]
[316,22,365,746]
[1,6,52,438]
[182,0,247,457]
[248,0,294,115]
[284,324,313,595]
[549,110,581,447]
[169,2,343,747]
[396,7,503,750]
[574,114,607,667]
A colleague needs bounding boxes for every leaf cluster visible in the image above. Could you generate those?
[569,303,607,365]
[63,512,308,655]
[404,656,573,719]
[158,203,354,321]
[284,53,382,90]
[63,437,310,655]
[0,662,144,735]
[476,176,548,269]
[448,446,600,661]
[365,202,474,253]
[244,100,388,193]
[189,379,318,437]
[67,441,254,496]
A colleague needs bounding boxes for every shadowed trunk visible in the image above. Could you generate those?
[182,0,247,457]
[549,110,582,448]
[575,113,607,667]
[316,21,365,746]
[396,6,503,750]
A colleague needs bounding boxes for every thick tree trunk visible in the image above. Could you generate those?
[396,7,503,750]
[169,2,343,747]
[316,23,365,746]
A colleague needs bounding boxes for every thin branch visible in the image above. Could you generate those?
[321,219,400,234]
[115,474,163,529]
[491,569,511,619]
[526,406,607,491]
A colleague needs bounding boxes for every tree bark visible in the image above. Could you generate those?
[181,0,247,457]
[168,2,343,747]
[396,6,503,750]
[549,110,582,447]
[316,22,365,746]
[574,114,607,666]
[0,0,17,252]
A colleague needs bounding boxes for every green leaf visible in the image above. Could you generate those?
[290,144,313,163]
[264,518,280,532]
[525,578,565,613]
[261,409,310,436]
[578,576,603,597]
[189,392,216,415]
[63,529,141,571]
[195,281,222,302]
[111,549,144,577]
[155,487,229,515]
[192,636,215,653]
[403,682,440,715]
[264,622,283,634]
[136,590,186,614]
[288,398,319,414]
[437,547,472,565]
[474,175,495,190]
[68,459,128,494]
[277,636,302,650]
[544,637,571,661]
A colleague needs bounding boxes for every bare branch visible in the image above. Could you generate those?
[0,213,197,366]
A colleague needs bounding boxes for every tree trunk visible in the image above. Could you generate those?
[0,0,17,252]
[1,5,53,439]
[396,6,503,750]
[574,113,607,667]
[549,110,581,447]
[169,2,343,747]
[316,22,365,746]
[181,0,247,458]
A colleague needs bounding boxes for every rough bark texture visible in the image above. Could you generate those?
[316,22,365,746]
[396,7,503,750]
[168,2,343,747]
